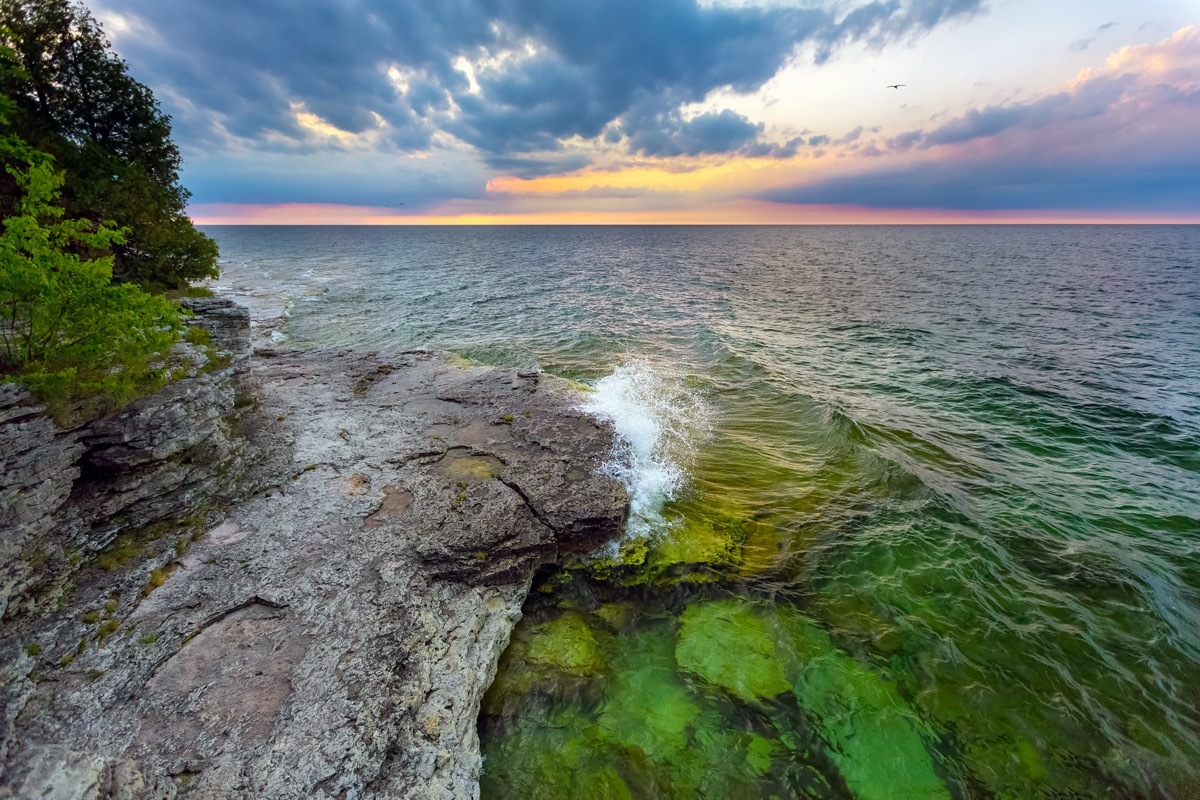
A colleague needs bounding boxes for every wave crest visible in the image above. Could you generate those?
[581,359,711,542]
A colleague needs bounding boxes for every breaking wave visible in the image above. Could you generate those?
[581,359,711,542]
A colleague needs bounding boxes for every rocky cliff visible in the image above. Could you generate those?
[0,297,252,624]
[0,302,628,798]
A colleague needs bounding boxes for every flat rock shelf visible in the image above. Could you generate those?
[3,348,629,799]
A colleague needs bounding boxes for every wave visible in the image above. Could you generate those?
[581,359,711,545]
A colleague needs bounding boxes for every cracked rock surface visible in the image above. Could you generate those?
[2,349,628,799]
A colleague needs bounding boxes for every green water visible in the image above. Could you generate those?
[480,416,1199,798]
[203,225,1200,798]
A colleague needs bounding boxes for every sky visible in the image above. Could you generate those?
[86,0,1200,224]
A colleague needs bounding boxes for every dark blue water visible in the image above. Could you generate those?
[205,225,1200,798]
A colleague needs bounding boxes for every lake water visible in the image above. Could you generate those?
[204,225,1200,799]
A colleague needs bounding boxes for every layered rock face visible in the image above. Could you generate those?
[0,297,252,624]
[1,336,628,799]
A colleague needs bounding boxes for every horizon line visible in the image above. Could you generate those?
[192,220,1200,226]
[188,202,1200,226]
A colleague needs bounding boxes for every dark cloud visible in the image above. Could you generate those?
[812,0,985,62]
[622,107,764,157]
[742,135,806,159]
[837,125,865,144]
[95,0,983,175]
[887,129,925,151]
[480,152,592,178]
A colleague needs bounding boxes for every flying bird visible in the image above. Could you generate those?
[886,84,907,89]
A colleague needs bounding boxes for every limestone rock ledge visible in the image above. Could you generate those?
[1,347,628,799]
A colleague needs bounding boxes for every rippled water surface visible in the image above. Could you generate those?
[205,225,1200,798]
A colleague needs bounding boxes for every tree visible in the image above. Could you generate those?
[0,0,217,290]
[1,84,184,414]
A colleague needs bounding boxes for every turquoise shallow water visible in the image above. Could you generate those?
[205,225,1200,798]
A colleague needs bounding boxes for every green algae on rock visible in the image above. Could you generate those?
[483,618,803,798]
[596,630,701,761]
[482,611,609,717]
[593,602,633,631]
[526,611,606,676]
[581,499,765,587]
[773,607,952,800]
[675,599,792,703]
[479,707,634,800]
[672,597,949,798]
[664,722,789,799]
[647,512,746,582]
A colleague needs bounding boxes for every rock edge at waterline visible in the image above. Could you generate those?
[2,343,629,799]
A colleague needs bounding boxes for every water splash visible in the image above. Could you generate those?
[581,359,711,543]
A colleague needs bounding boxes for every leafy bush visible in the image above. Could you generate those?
[1,95,184,416]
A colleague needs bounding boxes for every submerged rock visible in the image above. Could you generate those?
[526,612,606,677]
[582,499,763,587]
[1,349,628,799]
[773,607,952,800]
[674,597,951,799]
[675,599,792,703]
[479,707,634,800]
[482,617,800,799]
[596,631,700,762]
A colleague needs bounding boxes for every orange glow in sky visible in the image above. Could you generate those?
[189,201,1200,226]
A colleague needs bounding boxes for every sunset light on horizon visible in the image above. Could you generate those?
[87,1,1200,224]
[188,202,1200,227]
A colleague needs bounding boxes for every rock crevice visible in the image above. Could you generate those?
[1,330,629,799]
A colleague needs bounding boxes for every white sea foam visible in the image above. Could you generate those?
[581,359,710,546]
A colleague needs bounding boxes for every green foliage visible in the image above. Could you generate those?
[179,286,214,298]
[183,325,211,346]
[0,150,183,410]
[96,618,118,640]
[0,36,186,411]
[0,0,217,290]
[92,519,171,571]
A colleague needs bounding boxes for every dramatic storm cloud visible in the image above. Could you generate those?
[96,0,981,164]
[83,0,1200,221]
